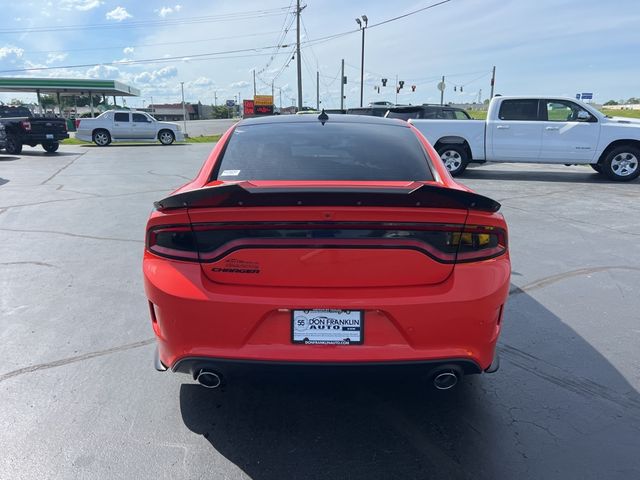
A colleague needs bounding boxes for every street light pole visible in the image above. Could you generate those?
[356,15,368,108]
[180,81,187,135]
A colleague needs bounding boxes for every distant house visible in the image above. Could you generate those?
[148,102,214,121]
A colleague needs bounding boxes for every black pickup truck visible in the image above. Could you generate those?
[0,106,69,154]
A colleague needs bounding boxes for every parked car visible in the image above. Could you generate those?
[410,96,640,181]
[346,107,387,117]
[0,106,69,154]
[75,110,184,146]
[0,123,7,151]
[143,114,510,390]
[385,104,472,121]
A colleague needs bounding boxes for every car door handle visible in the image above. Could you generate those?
[545,126,560,130]
[496,125,510,129]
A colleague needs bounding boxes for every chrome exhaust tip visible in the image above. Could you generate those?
[432,370,460,390]
[196,370,222,389]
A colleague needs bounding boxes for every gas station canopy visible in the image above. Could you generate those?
[0,77,140,97]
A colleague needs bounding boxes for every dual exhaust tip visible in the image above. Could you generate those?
[195,367,462,390]
[431,366,462,390]
[196,370,223,389]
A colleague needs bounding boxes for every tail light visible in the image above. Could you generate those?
[20,120,31,132]
[146,223,507,263]
[75,119,81,129]
[62,120,67,132]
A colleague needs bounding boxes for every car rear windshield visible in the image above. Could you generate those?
[213,121,433,181]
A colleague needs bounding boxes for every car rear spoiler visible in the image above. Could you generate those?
[154,182,501,213]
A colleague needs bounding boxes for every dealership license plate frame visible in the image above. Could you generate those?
[46,134,54,140]
[291,309,364,345]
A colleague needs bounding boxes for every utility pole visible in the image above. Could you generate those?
[395,74,398,104]
[295,0,304,110]
[440,75,445,106]
[253,69,257,97]
[340,59,345,110]
[279,88,282,109]
[271,81,274,99]
[490,66,496,98]
[356,15,368,107]
[181,81,187,134]
[214,91,217,107]
[478,89,482,104]
[316,71,320,110]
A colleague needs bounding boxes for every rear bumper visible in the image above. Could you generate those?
[22,133,69,143]
[144,254,510,371]
[156,348,494,377]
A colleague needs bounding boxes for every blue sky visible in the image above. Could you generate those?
[0,0,638,108]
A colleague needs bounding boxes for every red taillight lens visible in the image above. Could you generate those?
[146,223,507,264]
[453,225,508,262]
[75,119,81,129]
[146,226,198,261]
[21,120,31,131]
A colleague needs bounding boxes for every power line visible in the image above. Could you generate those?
[0,6,294,35]
[1,1,453,75]
[16,30,286,56]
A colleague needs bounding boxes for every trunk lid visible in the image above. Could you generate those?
[154,182,500,288]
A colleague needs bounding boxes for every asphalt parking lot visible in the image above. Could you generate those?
[1,144,639,480]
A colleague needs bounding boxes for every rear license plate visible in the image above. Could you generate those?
[46,134,54,140]
[292,309,363,345]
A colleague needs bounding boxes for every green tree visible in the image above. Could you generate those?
[603,100,618,106]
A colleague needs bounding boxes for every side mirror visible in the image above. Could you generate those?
[577,110,591,121]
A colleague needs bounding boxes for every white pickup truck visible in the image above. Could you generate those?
[76,110,184,146]
[410,96,640,181]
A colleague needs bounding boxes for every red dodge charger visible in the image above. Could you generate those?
[143,113,510,390]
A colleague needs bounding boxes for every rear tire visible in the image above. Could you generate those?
[437,145,469,176]
[43,142,59,153]
[92,129,111,146]
[590,164,602,173]
[5,134,22,155]
[158,130,175,145]
[601,145,640,181]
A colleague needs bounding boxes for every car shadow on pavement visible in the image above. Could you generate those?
[179,289,640,480]
[77,143,188,148]
[0,155,20,161]
[17,151,81,157]
[461,168,633,184]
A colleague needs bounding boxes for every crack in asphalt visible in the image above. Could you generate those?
[0,261,55,268]
[500,344,640,413]
[503,204,640,237]
[0,338,155,383]
[0,227,143,244]
[40,151,87,185]
[509,266,640,295]
[147,170,193,181]
[0,188,170,210]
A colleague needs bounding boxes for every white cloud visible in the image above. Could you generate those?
[123,47,134,55]
[87,64,121,79]
[106,6,132,21]
[0,45,24,59]
[157,4,182,17]
[60,0,102,10]
[134,66,178,85]
[46,52,68,64]
[230,81,250,88]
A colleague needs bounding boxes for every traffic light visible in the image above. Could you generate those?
[396,87,400,94]
[381,78,388,86]
[399,80,405,89]
[411,85,416,92]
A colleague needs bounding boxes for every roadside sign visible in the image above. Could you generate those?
[254,105,274,115]
[437,81,446,92]
[576,93,581,99]
[225,99,235,107]
[243,99,254,116]
[254,95,273,106]
[581,92,593,100]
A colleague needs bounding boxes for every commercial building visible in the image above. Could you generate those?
[148,102,214,121]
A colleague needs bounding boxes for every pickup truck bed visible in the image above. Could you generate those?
[0,106,68,154]
[410,96,640,182]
